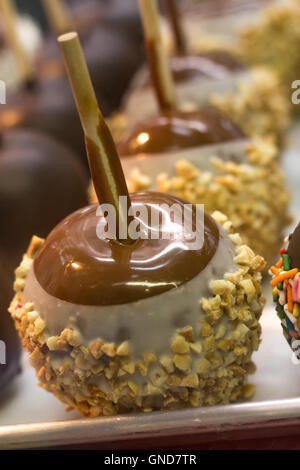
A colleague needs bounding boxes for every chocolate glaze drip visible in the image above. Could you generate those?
[118,108,244,156]
[34,193,219,306]
[288,223,300,269]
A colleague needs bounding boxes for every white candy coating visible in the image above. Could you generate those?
[121,139,249,186]
[22,222,237,362]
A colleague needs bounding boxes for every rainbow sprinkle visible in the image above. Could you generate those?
[270,249,300,359]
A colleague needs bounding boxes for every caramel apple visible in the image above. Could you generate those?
[9,31,265,417]
[121,0,289,146]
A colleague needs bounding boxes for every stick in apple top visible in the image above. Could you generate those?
[42,0,74,36]
[0,0,35,84]
[58,32,133,244]
[138,0,177,113]
[163,0,187,56]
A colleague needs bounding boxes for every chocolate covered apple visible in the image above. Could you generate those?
[120,0,289,146]
[0,128,88,279]
[9,31,265,417]
[92,0,290,264]
[38,0,144,115]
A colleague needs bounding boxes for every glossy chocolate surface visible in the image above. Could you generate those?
[34,193,220,306]
[0,128,88,272]
[288,223,300,269]
[118,108,244,156]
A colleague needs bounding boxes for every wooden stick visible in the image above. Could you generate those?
[58,32,133,244]
[138,0,177,113]
[42,0,74,35]
[0,0,35,84]
[163,0,187,55]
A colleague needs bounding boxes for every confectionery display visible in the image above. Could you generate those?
[9,31,265,416]
[0,0,299,438]
[119,0,290,146]
[91,0,290,265]
[270,225,300,359]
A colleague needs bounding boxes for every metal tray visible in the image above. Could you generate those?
[0,123,300,450]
